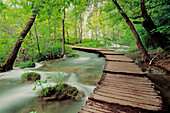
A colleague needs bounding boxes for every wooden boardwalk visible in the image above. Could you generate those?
[68,45,163,113]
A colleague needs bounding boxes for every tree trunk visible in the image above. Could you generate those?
[6,39,9,55]
[48,17,51,44]
[112,0,150,62]
[66,29,70,44]
[0,13,37,72]
[96,29,98,41]
[34,23,41,57]
[91,29,94,40]
[53,26,56,45]
[141,0,169,51]
[79,13,83,43]
[61,2,66,57]
[30,31,34,62]
[102,32,107,45]
[53,17,56,45]
[75,16,78,44]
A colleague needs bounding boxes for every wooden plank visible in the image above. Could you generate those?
[100,80,154,89]
[78,110,90,113]
[81,107,107,113]
[96,85,159,96]
[89,93,162,111]
[98,82,156,92]
[104,61,145,75]
[105,55,134,62]
[103,73,149,81]
[86,100,113,112]
[99,50,124,55]
[96,89,161,105]
[103,76,153,85]
[83,105,113,113]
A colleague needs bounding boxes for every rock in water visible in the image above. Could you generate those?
[40,83,85,101]
[21,72,41,81]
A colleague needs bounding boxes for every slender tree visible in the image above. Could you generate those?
[34,22,41,57]
[61,0,66,57]
[112,0,150,62]
[0,6,38,72]
[79,12,83,43]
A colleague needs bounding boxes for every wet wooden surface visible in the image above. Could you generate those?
[67,45,163,113]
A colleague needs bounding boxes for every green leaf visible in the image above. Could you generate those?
[33,86,36,90]
[46,77,52,79]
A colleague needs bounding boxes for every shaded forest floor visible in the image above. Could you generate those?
[125,49,170,74]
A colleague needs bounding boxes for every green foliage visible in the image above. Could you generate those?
[66,53,79,57]
[29,111,36,113]
[40,86,56,97]
[0,0,169,66]
[34,45,62,62]
[33,72,64,91]
[19,61,35,69]
[21,72,41,82]
[66,50,79,57]
[76,41,105,48]
[54,72,64,85]
[33,76,52,90]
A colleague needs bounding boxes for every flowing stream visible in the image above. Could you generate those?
[0,51,105,113]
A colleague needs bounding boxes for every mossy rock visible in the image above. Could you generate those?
[21,72,41,82]
[40,83,85,101]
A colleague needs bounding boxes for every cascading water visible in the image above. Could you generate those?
[0,51,105,113]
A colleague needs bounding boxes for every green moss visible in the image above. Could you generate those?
[20,61,35,69]
[21,72,41,82]
[40,83,84,101]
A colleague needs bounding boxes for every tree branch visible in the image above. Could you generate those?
[129,16,142,19]
[133,21,143,24]
[146,1,170,10]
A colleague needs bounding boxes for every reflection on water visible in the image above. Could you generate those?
[0,51,105,113]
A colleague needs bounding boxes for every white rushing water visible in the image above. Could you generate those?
[0,51,105,113]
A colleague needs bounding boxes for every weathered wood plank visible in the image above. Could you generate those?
[100,80,155,90]
[96,89,161,105]
[82,105,113,113]
[96,85,159,96]
[104,61,145,75]
[105,55,134,62]
[89,93,162,111]
[86,100,114,112]
[81,107,107,113]
[102,76,153,85]
[99,50,124,55]
[103,73,149,81]
[78,110,90,113]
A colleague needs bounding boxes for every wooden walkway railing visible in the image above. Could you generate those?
[68,45,163,113]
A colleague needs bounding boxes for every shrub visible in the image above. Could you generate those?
[66,53,79,58]
[20,61,35,69]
